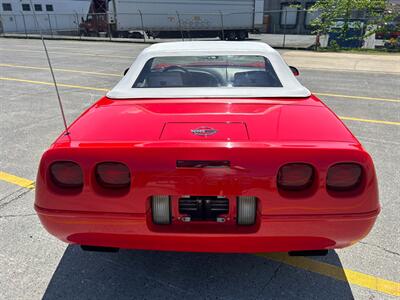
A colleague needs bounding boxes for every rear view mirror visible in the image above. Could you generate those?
[123,68,130,76]
[289,66,299,76]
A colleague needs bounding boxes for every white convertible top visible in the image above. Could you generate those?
[107,41,311,99]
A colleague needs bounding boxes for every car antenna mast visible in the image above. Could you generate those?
[29,0,69,135]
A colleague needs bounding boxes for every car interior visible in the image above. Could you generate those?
[133,56,283,88]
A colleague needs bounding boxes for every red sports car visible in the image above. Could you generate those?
[35,42,380,254]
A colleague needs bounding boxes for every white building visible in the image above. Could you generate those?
[0,0,91,33]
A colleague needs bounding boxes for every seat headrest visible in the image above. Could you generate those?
[233,71,272,87]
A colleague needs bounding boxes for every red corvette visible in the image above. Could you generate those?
[35,42,380,254]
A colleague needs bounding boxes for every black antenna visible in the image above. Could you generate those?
[29,0,69,135]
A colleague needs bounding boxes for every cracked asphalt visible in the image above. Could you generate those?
[0,38,399,299]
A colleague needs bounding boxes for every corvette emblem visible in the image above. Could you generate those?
[191,126,218,136]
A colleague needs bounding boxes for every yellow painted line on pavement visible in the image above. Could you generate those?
[315,92,400,103]
[0,77,108,92]
[299,66,400,76]
[8,63,394,104]
[1,62,398,103]
[258,253,400,297]
[0,171,35,189]
[0,63,121,77]
[0,169,398,296]
[0,48,131,59]
[1,77,399,126]
[339,116,400,126]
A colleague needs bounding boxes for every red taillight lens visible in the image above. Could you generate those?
[50,161,83,188]
[95,162,130,189]
[277,163,314,191]
[327,163,362,191]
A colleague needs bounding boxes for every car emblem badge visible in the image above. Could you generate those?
[191,126,218,136]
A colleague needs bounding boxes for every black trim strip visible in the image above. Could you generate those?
[176,160,230,168]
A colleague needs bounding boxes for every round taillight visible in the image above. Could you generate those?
[50,161,83,188]
[327,163,362,191]
[95,162,130,189]
[277,163,314,191]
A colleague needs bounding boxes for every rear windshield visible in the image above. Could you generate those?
[132,55,282,88]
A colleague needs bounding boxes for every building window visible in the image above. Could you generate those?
[2,3,12,11]
[46,4,53,11]
[280,2,300,29]
[22,4,31,11]
[305,2,320,29]
[34,4,42,11]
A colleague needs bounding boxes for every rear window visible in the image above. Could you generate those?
[133,55,282,88]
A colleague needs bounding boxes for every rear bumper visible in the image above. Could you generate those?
[35,205,379,253]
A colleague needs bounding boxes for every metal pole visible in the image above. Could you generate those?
[360,22,364,48]
[13,14,18,33]
[107,13,112,41]
[138,10,146,42]
[176,11,184,41]
[188,17,192,40]
[34,13,39,34]
[10,14,16,33]
[54,13,59,32]
[21,13,28,38]
[282,9,287,48]
[94,13,98,38]
[75,13,81,39]
[111,0,117,27]
[219,11,224,40]
[252,0,256,32]
[47,13,53,38]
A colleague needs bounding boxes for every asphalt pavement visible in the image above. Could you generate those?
[0,38,399,299]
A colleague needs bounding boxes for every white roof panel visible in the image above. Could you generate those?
[107,41,311,99]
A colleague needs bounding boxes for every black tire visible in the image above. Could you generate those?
[227,31,237,40]
[237,31,247,41]
[150,31,160,39]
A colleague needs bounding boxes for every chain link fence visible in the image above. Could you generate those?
[0,9,380,49]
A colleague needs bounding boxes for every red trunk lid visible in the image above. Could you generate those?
[57,96,356,145]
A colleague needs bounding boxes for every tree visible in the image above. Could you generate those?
[309,0,395,49]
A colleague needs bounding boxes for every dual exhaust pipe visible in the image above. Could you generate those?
[152,195,257,225]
